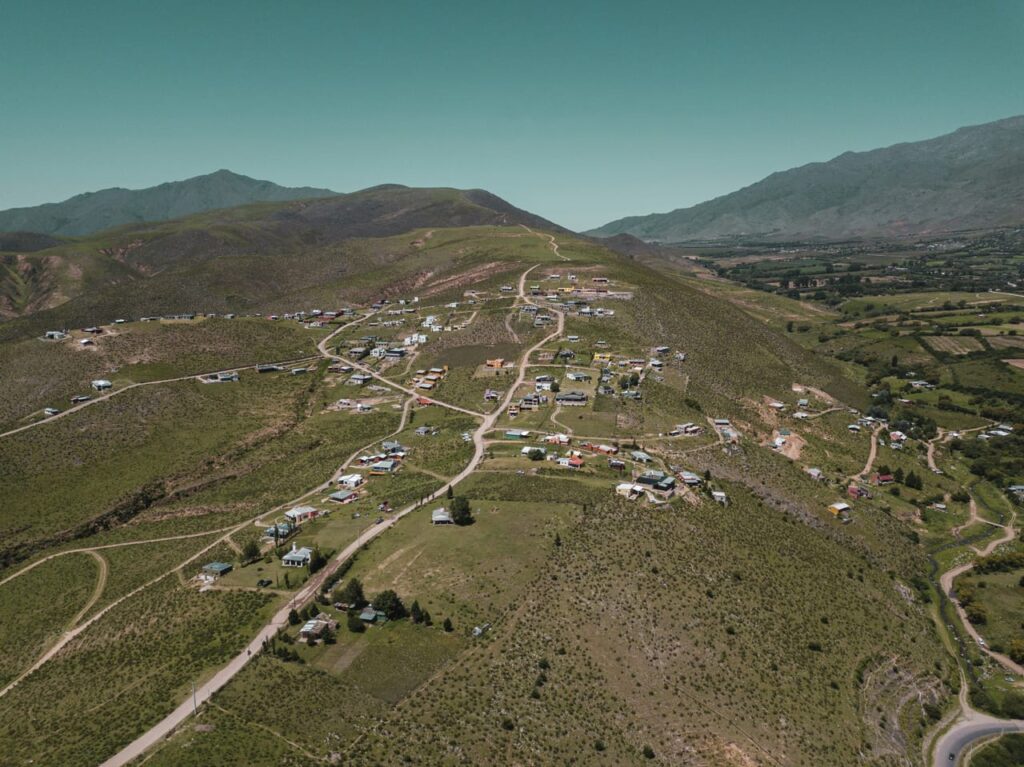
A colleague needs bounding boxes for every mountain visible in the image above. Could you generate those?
[0,170,337,237]
[589,115,1024,242]
[0,184,565,330]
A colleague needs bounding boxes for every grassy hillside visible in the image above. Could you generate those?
[0,187,565,331]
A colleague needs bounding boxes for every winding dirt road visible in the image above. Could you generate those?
[99,246,567,766]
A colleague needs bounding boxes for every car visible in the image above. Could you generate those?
[256,579,272,588]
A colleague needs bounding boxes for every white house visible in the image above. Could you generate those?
[336,473,364,489]
[711,490,728,505]
[282,544,313,567]
[91,379,112,391]
[431,508,453,525]
[615,482,645,500]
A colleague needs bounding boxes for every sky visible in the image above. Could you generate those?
[1,1,1023,230]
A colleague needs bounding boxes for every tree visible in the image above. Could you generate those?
[346,612,365,633]
[241,538,261,563]
[1009,639,1024,664]
[308,546,327,575]
[443,617,454,632]
[410,600,423,624]
[373,589,407,620]
[550,380,560,393]
[287,609,300,626]
[526,449,545,462]
[337,578,367,608]
[451,496,473,526]
[905,471,923,490]
[786,321,794,333]
[446,485,454,499]
[554,533,561,548]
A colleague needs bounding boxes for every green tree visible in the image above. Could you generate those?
[337,578,367,608]
[241,537,261,563]
[373,589,408,620]
[287,609,300,626]
[451,496,474,525]
[410,600,423,624]
[443,617,454,632]
[346,612,365,633]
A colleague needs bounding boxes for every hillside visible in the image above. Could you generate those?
[0,185,565,330]
[589,115,1024,242]
[0,170,336,237]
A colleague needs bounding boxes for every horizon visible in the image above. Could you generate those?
[3,1,1024,230]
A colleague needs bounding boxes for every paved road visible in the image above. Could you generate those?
[932,681,1024,766]
[100,256,566,766]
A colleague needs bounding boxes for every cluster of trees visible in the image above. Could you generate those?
[263,634,304,663]
[952,433,1024,487]
[618,372,640,390]
[875,464,924,490]
[955,582,988,625]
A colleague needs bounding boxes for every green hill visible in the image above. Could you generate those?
[0,185,565,331]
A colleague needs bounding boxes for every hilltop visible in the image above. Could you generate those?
[0,170,336,237]
[589,115,1024,242]
[0,185,564,328]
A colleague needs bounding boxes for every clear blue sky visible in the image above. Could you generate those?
[2,0,1022,230]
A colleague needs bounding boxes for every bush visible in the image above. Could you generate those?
[346,612,365,633]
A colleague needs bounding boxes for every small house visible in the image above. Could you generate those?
[282,544,313,567]
[555,391,589,406]
[615,483,645,500]
[336,473,364,489]
[285,506,318,524]
[431,508,453,525]
[711,490,728,505]
[369,459,397,475]
[828,502,851,516]
[630,450,653,463]
[328,489,358,504]
[91,379,112,391]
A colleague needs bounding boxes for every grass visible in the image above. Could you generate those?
[0,553,100,687]
[954,569,1024,653]
[0,375,306,560]
[0,317,322,429]
[0,579,275,766]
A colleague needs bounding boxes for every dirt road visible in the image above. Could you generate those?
[99,250,568,766]
[0,354,321,440]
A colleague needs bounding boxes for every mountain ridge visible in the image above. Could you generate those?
[0,170,338,237]
[588,115,1024,242]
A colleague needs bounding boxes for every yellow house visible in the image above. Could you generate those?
[593,352,612,364]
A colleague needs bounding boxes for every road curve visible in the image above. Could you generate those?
[100,258,566,767]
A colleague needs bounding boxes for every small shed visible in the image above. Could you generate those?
[202,562,233,578]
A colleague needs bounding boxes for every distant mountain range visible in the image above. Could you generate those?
[0,170,337,237]
[589,115,1024,242]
